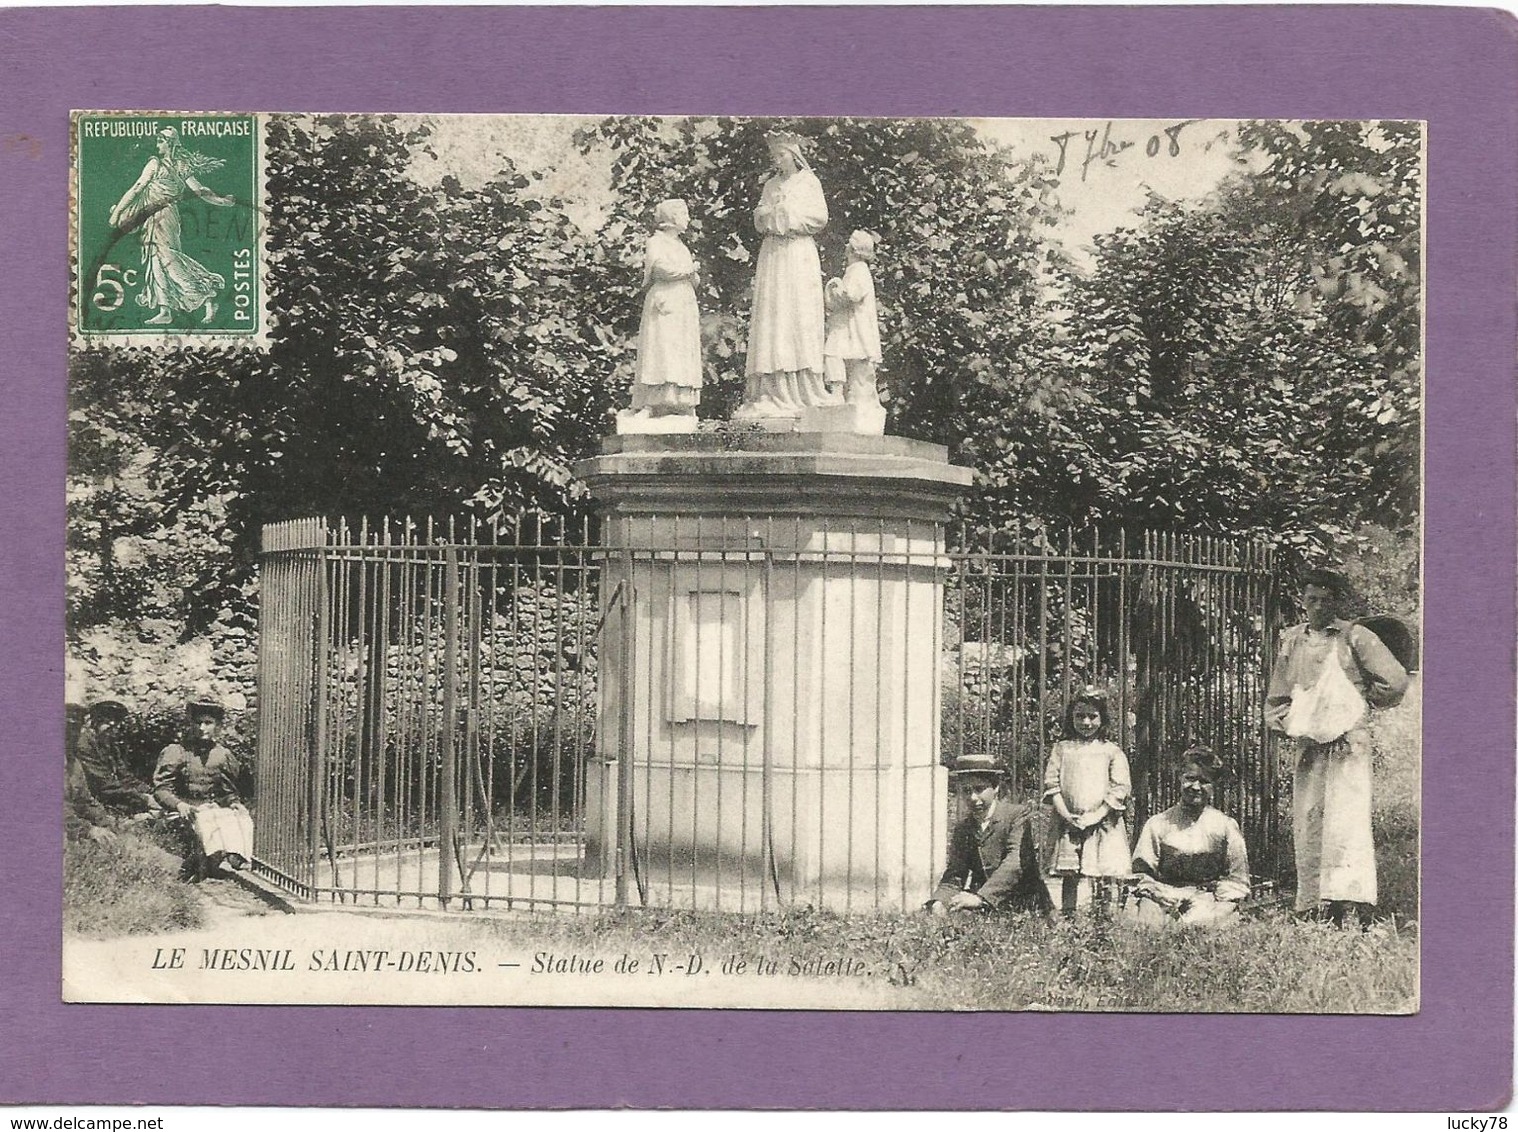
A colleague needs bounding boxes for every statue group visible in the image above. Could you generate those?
[619,131,885,435]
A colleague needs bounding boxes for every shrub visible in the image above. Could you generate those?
[1369,674,1421,925]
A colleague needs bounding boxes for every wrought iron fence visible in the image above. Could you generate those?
[941,526,1283,874]
[254,515,1281,911]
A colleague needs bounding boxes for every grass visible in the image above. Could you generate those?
[455,680,1423,1013]
[460,901,1417,1012]
[63,830,205,937]
[1370,674,1421,925]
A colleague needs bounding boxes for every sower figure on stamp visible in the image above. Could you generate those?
[108,127,236,326]
[1266,568,1407,928]
[926,753,1052,916]
[153,700,253,881]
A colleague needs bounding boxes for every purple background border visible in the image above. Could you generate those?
[2,5,1513,1112]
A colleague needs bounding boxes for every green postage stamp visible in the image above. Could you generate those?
[72,111,267,347]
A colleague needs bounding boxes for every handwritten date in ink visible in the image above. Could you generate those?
[1050,120,1199,182]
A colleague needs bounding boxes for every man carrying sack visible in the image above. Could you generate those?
[1266,569,1409,928]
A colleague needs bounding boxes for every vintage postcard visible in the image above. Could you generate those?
[63,111,1425,1013]
[6,4,1515,1118]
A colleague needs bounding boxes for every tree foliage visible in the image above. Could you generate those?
[982,120,1421,562]
[225,114,618,529]
[576,117,1421,566]
[68,114,1422,710]
[1236,120,1422,524]
[69,115,620,647]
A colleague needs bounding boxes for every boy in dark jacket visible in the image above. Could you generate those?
[75,699,154,816]
[926,753,1052,915]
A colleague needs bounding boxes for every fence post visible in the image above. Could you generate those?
[463,555,480,879]
[760,545,775,911]
[256,518,328,899]
[308,521,329,898]
[439,546,460,908]
[1262,547,1283,880]
[614,545,636,908]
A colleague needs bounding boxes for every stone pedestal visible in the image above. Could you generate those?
[575,433,972,912]
[615,409,699,435]
[798,401,887,435]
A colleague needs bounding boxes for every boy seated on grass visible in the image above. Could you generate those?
[925,753,1052,916]
[74,699,156,817]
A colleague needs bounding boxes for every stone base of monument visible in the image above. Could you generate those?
[797,401,886,436]
[583,760,945,911]
[714,404,886,436]
[575,432,972,913]
[615,408,699,435]
[743,415,803,434]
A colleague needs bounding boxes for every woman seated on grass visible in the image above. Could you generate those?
[925,753,1052,916]
[1125,746,1251,928]
[153,700,252,881]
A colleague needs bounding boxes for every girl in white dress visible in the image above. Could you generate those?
[1043,689,1132,915]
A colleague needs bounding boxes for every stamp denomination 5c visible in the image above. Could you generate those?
[72,111,266,348]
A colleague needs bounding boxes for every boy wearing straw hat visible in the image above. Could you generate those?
[926,753,1052,915]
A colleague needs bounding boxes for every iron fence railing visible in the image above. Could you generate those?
[254,515,1281,911]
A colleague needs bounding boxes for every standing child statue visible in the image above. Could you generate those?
[621,199,702,431]
[823,230,884,411]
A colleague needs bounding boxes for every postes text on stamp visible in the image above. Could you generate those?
[72,112,266,348]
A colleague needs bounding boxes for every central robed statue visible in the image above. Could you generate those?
[616,130,887,435]
[734,131,841,421]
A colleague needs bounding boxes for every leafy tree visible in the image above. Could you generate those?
[1235,120,1421,526]
[221,114,618,534]
[987,121,1422,563]
[69,115,621,641]
[69,114,1422,718]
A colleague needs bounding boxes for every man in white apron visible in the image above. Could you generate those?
[1266,569,1408,927]
[153,700,253,880]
